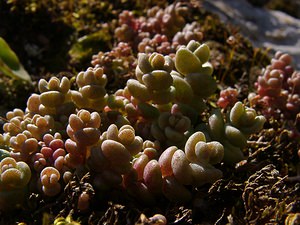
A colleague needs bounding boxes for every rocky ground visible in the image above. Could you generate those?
[203,0,300,69]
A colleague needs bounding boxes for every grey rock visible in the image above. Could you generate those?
[203,0,300,69]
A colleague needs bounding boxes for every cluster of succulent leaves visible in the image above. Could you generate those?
[0,0,299,225]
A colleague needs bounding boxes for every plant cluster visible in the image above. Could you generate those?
[0,35,266,222]
[1,1,299,224]
[249,51,300,134]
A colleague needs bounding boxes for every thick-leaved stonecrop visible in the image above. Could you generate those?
[0,39,266,212]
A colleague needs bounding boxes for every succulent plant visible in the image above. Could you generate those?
[0,157,31,211]
[0,39,268,218]
[127,52,175,105]
[138,34,175,55]
[217,87,239,109]
[25,77,75,134]
[206,101,266,164]
[26,114,55,140]
[150,111,191,148]
[175,40,215,96]
[125,131,224,204]
[71,67,108,111]
[9,132,39,161]
[3,108,28,136]
[91,42,136,90]
[160,132,223,198]
[1,0,300,223]
[40,166,61,196]
[114,2,193,50]
[146,2,191,38]
[65,109,101,168]
[32,133,67,172]
[250,51,300,120]
[172,22,203,47]
[37,77,73,115]
[170,40,218,119]
[87,124,143,192]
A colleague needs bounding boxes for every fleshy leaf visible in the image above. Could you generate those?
[175,47,202,76]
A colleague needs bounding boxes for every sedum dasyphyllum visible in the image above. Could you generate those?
[91,42,136,86]
[27,76,75,118]
[172,22,203,47]
[149,2,191,38]
[40,166,61,196]
[9,131,39,161]
[2,108,27,136]
[127,52,175,111]
[124,131,224,204]
[25,77,75,135]
[87,124,143,191]
[25,114,55,140]
[0,34,270,213]
[137,34,176,55]
[217,87,239,109]
[175,40,216,98]
[171,40,217,121]
[114,2,190,47]
[250,51,300,120]
[206,101,266,164]
[71,67,108,111]
[150,111,191,148]
[65,109,101,168]
[0,157,31,211]
[32,133,67,173]
[3,108,56,143]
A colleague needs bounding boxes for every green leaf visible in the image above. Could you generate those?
[0,37,20,70]
[185,72,217,98]
[194,44,210,64]
[0,37,32,82]
[175,48,202,76]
